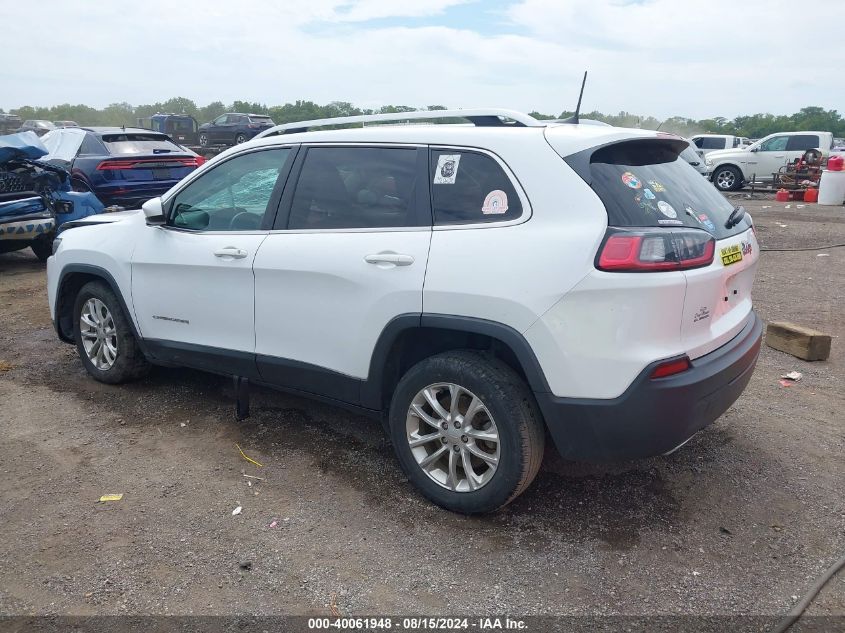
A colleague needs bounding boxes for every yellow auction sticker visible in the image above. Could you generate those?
[720,244,743,266]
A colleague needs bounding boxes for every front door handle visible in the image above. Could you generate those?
[214,247,248,259]
[364,252,414,266]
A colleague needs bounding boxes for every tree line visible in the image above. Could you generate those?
[3,97,843,139]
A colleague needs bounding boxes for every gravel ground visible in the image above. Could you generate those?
[0,196,843,620]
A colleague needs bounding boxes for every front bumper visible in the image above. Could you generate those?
[536,312,763,461]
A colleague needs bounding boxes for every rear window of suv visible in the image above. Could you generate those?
[248,116,274,125]
[583,139,750,240]
[101,134,183,155]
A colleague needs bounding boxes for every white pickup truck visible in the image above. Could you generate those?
[706,131,843,191]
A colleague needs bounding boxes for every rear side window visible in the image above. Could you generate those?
[786,135,821,151]
[80,134,107,155]
[429,149,522,225]
[101,134,182,155]
[583,139,750,240]
[287,146,420,230]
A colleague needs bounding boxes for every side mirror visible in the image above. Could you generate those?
[142,197,165,226]
[750,147,758,152]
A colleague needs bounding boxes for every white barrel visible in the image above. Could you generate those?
[817,170,845,205]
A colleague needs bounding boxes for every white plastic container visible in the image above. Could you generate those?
[817,170,845,205]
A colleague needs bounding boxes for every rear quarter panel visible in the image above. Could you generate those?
[422,132,607,333]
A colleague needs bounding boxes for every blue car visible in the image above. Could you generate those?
[40,127,205,208]
[197,113,275,148]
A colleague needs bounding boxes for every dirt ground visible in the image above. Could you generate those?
[0,195,843,620]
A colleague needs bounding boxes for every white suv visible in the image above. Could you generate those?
[47,109,763,513]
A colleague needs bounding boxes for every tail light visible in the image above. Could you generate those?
[597,228,715,272]
[96,157,205,170]
[194,155,206,166]
[650,356,692,379]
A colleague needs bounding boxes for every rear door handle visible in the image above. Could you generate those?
[364,252,414,266]
[213,247,248,259]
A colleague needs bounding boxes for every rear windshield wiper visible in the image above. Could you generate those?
[725,205,746,229]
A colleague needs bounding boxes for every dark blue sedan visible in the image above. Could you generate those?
[40,127,205,208]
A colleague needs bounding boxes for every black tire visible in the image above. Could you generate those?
[712,165,743,192]
[198,132,209,147]
[30,236,53,262]
[73,281,150,384]
[234,133,247,144]
[388,350,544,514]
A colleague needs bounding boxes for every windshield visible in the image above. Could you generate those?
[101,134,183,155]
[585,139,751,240]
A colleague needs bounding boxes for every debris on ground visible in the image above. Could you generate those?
[239,561,252,571]
[242,474,264,481]
[781,371,803,382]
[766,322,832,361]
[0,360,13,372]
[180,422,187,427]
[817,253,830,257]
[268,519,278,529]
[98,494,123,502]
[232,506,242,516]
[236,443,263,468]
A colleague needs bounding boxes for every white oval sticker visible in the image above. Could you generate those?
[657,201,678,219]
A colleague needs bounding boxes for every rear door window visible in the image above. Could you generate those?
[429,149,522,225]
[286,146,422,230]
[786,135,821,151]
[580,139,750,240]
[697,137,725,150]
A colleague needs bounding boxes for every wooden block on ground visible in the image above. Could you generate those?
[766,321,831,361]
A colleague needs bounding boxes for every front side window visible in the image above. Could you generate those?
[430,149,523,225]
[169,148,291,231]
[760,136,788,152]
[287,146,419,230]
[786,135,821,151]
[213,115,227,125]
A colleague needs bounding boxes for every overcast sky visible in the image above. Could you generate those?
[4,0,844,119]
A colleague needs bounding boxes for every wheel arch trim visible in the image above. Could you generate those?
[55,264,140,343]
[361,313,552,410]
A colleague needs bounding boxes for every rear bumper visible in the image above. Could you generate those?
[536,312,763,461]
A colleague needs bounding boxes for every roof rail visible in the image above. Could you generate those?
[255,108,543,138]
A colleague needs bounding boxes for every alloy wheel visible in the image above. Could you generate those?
[405,383,500,492]
[79,298,118,370]
[716,169,736,190]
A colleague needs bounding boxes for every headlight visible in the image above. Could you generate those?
[51,236,62,255]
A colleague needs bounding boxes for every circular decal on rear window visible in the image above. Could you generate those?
[643,188,656,200]
[657,200,677,218]
[481,190,509,215]
[621,172,642,189]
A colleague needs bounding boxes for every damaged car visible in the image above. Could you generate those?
[1,131,106,261]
